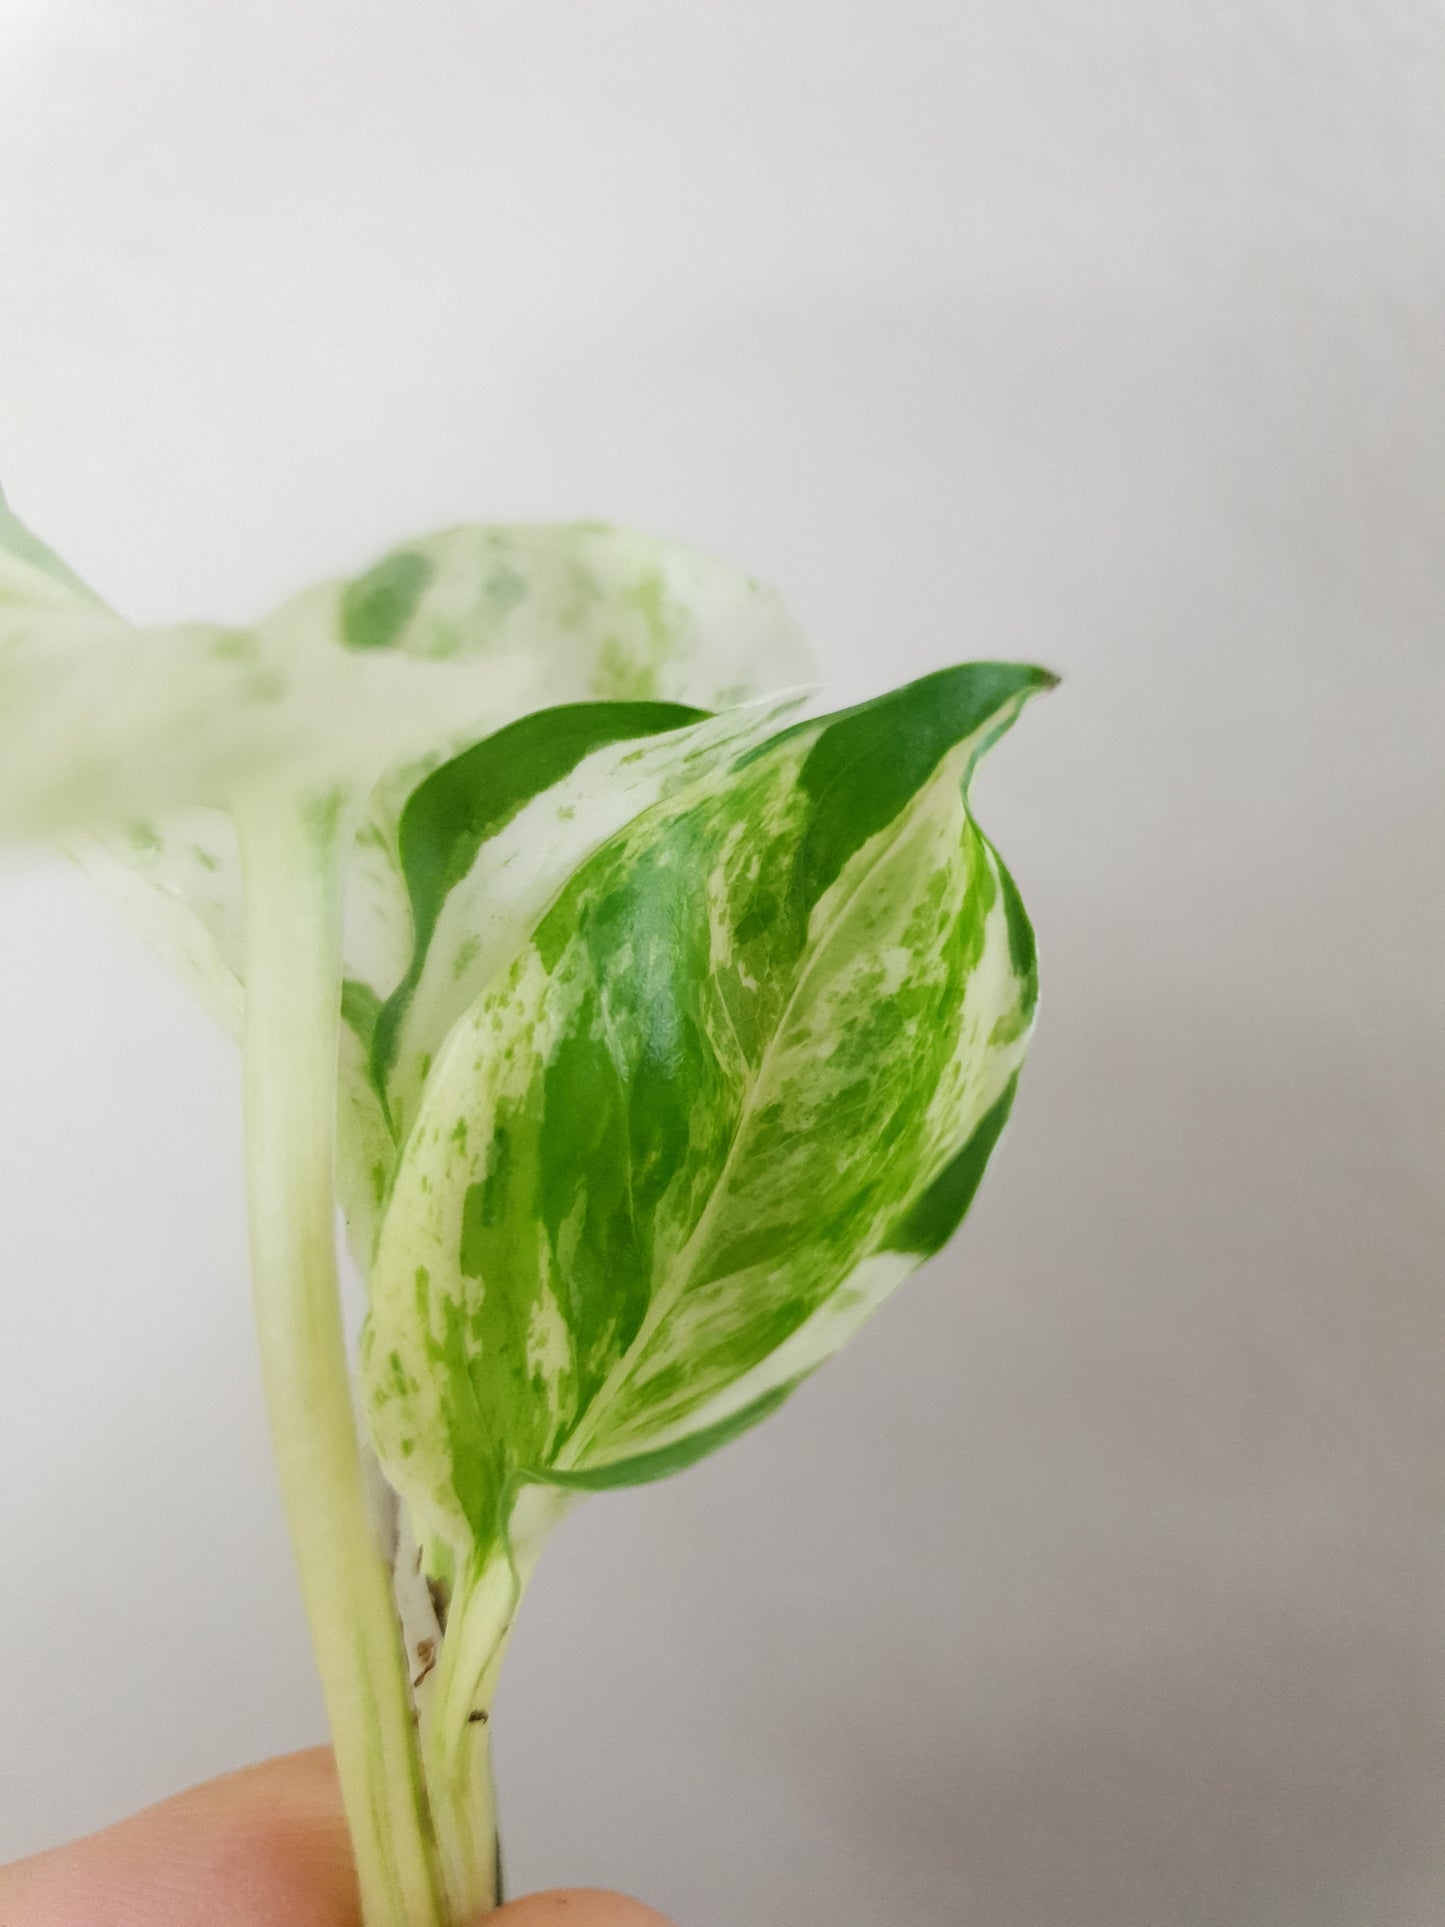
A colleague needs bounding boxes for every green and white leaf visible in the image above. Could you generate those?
[1,498,809,919]
[362,661,1053,1580]
[2,510,810,836]
[0,496,811,1249]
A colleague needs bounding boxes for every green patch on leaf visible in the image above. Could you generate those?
[341,978,384,1054]
[340,549,436,652]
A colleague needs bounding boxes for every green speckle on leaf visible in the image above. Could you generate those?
[303,786,347,849]
[242,666,288,705]
[210,629,257,662]
[483,566,528,613]
[340,549,435,652]
[341,978,383,1052]
[459,1181,488,1279]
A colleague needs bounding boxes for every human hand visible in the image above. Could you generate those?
[0,1750,672,1927]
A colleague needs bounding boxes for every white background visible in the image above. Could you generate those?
[0,5,1441,1922]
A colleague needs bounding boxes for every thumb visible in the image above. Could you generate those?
[493,1895,673,1926]
[0,1749,355,1926]
[0,1750,674,1927]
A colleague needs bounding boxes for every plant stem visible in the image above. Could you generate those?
[239,787,446,1927]
[420,1489,572,1918]
[421,1553,516,1917]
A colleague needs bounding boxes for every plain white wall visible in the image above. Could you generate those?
[0,5,1441,1923]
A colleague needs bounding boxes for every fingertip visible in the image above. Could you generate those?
[490,1889,677,1927]
[0,1749,359,1927]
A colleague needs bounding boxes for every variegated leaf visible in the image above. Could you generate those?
[2,500,809,959]
[2,510,813,837]
[0,495,811,1253]
[362,662,1052,1572]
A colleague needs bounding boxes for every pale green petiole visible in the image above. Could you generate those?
[421,1553,512,1915]
[416,1489,570,1918]
[237,786,445,1927]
